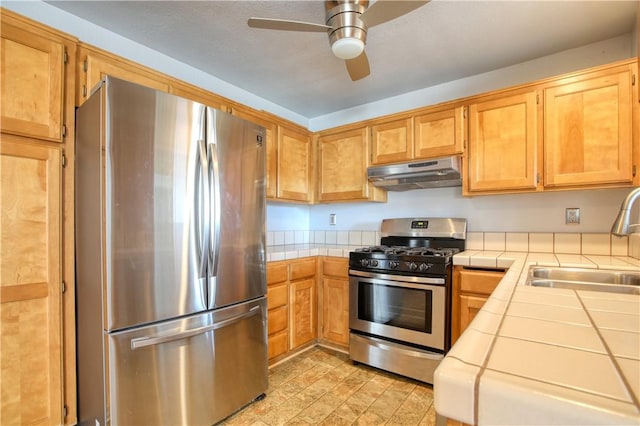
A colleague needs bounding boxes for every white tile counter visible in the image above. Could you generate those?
[267,243,360,261]
[435,251,640,425]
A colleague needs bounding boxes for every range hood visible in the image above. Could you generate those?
[367,156,462,191]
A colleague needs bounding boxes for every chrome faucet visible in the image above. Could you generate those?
[611,187,640,236]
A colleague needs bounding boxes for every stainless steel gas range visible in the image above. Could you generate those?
[348,217,467,383]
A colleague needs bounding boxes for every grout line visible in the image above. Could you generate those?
[575,292,640,409]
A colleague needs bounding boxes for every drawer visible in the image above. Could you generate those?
[289,258,316,281]
[322,258,348,278]
[267,282,288,310]
[268,330,288,359]
[267,305,288,335]
[267,262,288,286]
[459,268,505,295]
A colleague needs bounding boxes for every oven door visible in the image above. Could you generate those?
[349,270,446,351]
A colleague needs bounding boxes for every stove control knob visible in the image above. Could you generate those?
[370,259,379,267]
[360,259,369,267]
[408,262,418,271]
[388,261,399,269]
[419,263,431,272]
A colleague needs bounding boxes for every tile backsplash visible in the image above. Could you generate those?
[267,230,640,260]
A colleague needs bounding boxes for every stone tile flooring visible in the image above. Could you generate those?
[220,346,437,425]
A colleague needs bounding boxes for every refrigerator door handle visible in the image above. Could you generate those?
[130,305,261,350]
[208,141,221,277]
[194,136,210,279]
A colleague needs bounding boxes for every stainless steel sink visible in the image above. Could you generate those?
[526,266,640,295]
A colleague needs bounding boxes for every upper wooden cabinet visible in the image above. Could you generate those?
[231,108,278,199]
[1,138,63,425]
[317,127,386,203]
[369,105,465,166]
[77,44,170,105]
[543,63,635,188]
[466,90,540,194]
[414,106,465,159]
[1,18,66,141]
[277,125,313,203]
[370,118,413,164]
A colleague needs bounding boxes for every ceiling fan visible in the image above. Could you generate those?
[248,1,429,81]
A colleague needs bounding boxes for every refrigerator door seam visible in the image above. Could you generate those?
[129,305,261,350]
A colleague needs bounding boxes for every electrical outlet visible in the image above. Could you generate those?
[565,208,580,224]
[329,213,337,226]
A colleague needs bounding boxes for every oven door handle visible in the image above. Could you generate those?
[348,269,445,286]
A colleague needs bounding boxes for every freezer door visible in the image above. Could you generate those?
[107,298,268,425]
[207,109,266,309]
[100,77,210,330]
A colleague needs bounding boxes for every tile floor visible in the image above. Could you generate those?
[220,346,437,425]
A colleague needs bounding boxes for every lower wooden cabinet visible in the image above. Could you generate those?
[267,256,352,360]
[290,278,317,348]
[266,257,317,362]
[451,266,505,345]
[266,262,288,360]
[320,258,350,346]
[0,138,64,424]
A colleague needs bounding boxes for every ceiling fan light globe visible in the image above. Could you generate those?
[331,37,364,60]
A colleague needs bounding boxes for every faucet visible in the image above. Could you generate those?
[611,187,640,236]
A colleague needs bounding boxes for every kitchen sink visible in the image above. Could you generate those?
[526,266,640,295]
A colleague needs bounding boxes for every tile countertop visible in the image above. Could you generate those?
[267,244,358,261]
[435,251,640,425]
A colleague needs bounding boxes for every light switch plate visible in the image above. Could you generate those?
[565,208,580,224]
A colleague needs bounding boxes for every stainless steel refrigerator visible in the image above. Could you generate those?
[75,76,268,425]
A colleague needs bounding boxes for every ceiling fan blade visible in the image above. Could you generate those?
[248,17,331,32]
[346,51,370,81]
[360,0,430,28]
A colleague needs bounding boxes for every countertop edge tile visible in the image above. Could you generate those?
[433,357,479,425]
[478,369,640,426]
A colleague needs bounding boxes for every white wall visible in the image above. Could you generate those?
[306,187,636,233]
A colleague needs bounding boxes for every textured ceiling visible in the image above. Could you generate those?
[46,1,637,119]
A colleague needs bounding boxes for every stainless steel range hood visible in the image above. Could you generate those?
[367,156,462,191]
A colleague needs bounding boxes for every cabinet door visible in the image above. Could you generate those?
[322,277,349,345]
[1,22,64,141]
[370,118,413,165]
[459,294,488,334]
[232,109,278,199]
[318,127,371,202]
[1,139,63,425]
[277,126,312,202]
[414,106,465,158]
[544,66,633,188]
[467,91,539,193]
[290,279,316,348]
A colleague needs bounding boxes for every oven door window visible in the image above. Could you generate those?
[358,282,432,333]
